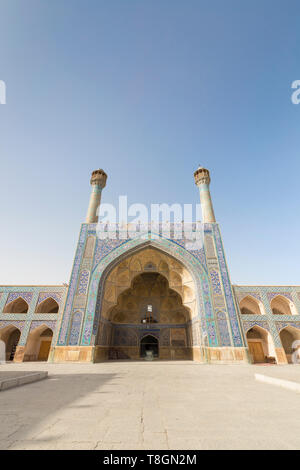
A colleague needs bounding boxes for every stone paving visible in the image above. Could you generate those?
[0,361,300,450]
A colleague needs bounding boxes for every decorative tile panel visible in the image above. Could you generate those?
[29,320,57,332]
[216,311,231,346]
[275,321,300,332]
[267,292,293,302]
[212,225,243,347]
[57,224,87,345]
[0,320,25,331]
[68,311,83,346]
[77,270,90,295]
[210,269,223,295]
[5,292,33,306]
[242,320,270,333]
[236,292,262,302]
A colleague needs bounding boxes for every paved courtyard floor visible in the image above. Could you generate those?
[0,361,300,450]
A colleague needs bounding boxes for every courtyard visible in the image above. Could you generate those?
[0,361,300,450]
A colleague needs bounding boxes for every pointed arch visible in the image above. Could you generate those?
[246,325,277,364]
[3,297,29,314]
[140,334,159,359]
[239,295,264,315]
[140,333,159,342]
[24,324,53,362]
[271,295,295,316]
[80,235,214,347]
[279,325,300,363]
[0,325,21,360]
[35,297,59,314]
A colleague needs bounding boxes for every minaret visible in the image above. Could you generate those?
[194,166,216,223]
[85,169,107,223]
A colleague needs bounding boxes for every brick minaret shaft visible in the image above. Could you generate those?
[85,169,107,223]
[194,166,216,223]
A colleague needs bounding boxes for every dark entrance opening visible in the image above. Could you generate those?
[140,335,159,359]
[7,329,21,361]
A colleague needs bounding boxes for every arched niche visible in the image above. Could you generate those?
[279,326,300,363]
[0,326,21,361]
[240,296,264,315]
[35,297,59,314]
[271,295,296,316]
[24,325,53,361]
[246,325,276,364]
[3,297,29,314]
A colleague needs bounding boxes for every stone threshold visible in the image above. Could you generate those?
[0,371,48,391]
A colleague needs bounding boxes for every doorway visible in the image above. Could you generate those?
[140,335,159,359]
[24,326,53,361]
[38,340,52,361]
[246,326,277,364]
[0,327,21,361]
[248,341,265,363]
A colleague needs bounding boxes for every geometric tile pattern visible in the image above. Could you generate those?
[267,292,293,302]
[235,291,262,302]
[0,320,26,331]
[68,310,83,346]
[242,320,270,332]
[210,270,223,295]
[77,270,90,295]
[216,311,232,346]
[29,320,57,332]
[275,321,300,332]
[36,292,63,306]
[6,292,33,306]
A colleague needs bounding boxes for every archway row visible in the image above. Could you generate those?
[245,324,300,364]
[2,296,59,314]
[239,295,297,316]
[0,324,54,362]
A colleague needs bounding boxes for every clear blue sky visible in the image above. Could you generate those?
[0,0,299,285]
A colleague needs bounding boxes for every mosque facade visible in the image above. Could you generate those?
[1,168,299,365]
